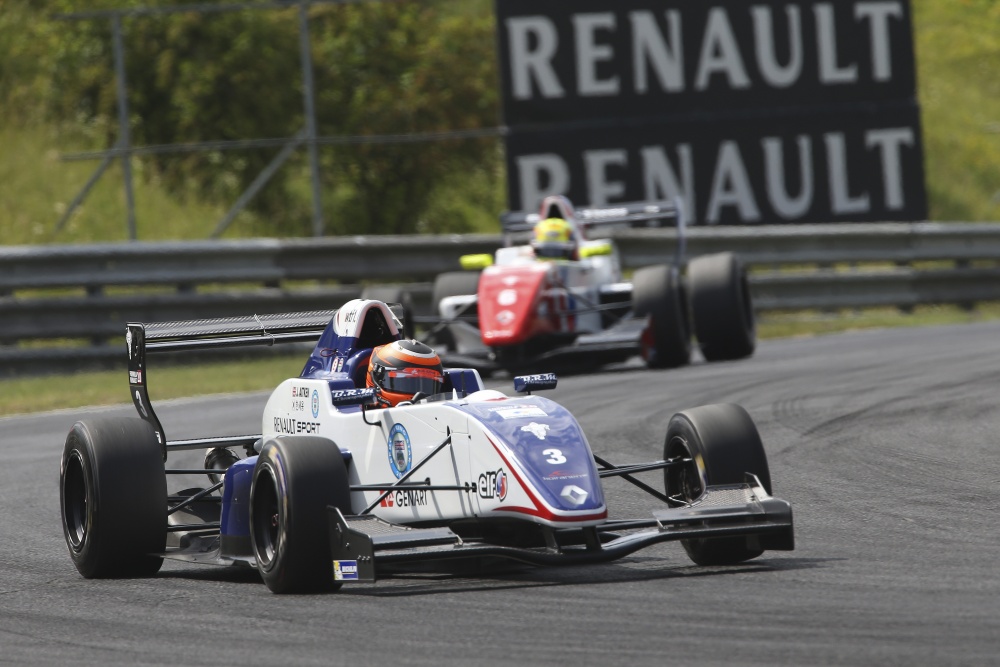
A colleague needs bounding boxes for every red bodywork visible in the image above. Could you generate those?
[477,264,558,347]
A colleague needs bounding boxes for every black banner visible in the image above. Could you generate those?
[496,0,927,223]
[506,104,926,224]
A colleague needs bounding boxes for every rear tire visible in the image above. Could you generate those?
[632,264,691,368]
[431,271,481,349]
[250,436,351,593]
[60,418,166,578]
[663,404,771,566]
[688,252,755,361]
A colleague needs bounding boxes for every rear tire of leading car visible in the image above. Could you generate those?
[59,418,166,578]
[250,437,351,594]
[688,252,756,361]
[430,271,481,350]
[632,264,691,368]
[663,404,772,566]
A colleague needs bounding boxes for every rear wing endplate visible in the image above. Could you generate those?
[126,310,336,460]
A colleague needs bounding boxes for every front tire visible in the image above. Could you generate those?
[632,264,691,368]
[60,418,166,578]
[663,404,771,566]
[250,436,351,593]
[688,252,756,361]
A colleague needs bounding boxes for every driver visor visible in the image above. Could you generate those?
[383,367,443,396]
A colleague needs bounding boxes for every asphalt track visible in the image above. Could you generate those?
[2,322,999,666]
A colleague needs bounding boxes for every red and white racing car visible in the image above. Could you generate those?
[427,196,755,374]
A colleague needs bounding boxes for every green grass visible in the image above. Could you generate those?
[913,0,1000,221]
[0,123,264,244]
[0,353,304,417]
[3,303,1000,418]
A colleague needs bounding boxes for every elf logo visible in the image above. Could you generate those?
[478,468,508,502]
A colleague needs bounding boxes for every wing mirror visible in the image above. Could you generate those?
[579,241,613,258]
[460,253,494,270]
[330,387,379,407]
[514,373,558,394]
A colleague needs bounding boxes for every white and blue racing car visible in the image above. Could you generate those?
[59,299,793,593]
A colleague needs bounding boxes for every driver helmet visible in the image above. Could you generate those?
[532,217,577,260]
[366,339,444,407]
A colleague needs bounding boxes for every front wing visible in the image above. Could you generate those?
[327,476,793,583]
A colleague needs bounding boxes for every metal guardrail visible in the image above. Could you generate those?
[2,222,999,375]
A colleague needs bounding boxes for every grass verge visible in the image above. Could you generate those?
[3,305,1000,418]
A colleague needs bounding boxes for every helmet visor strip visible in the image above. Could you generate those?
[382,367,444,396]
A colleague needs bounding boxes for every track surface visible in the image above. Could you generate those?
[2,323,999,666]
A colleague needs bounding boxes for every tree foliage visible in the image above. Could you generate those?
[8,0,501,236]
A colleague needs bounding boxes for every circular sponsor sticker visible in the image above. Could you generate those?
[498,289,518,306]
[387,424,412,479]
[311,389,320,418]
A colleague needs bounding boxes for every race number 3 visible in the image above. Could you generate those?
[543,448,566,464]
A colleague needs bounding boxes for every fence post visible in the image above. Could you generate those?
[111,14,137,241]
[298,1,324,237]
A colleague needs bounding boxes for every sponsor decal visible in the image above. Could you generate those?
[331,387,377,406]
[387,424,412,478]
[479,468,508,501]
[497,289,518,306]
[333,560,359,581]
[378,488,429,508]
[311,389,320,418]
[496,310,516,325]
[520,422,551,440]
[502,276,519,286]
[126,329,133,359]
[560,485,588,507]
[332,357,345,373]
[491,405,548,420]
[543,470,587,482]
[292,386,311,398]
[135,390,147,418]
[129,370,143,385]
[273,417,320,434]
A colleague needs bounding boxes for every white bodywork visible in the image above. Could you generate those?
[262,384,607,528]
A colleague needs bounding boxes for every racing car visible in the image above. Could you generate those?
[426,195,755,374]
[59,299,793,594]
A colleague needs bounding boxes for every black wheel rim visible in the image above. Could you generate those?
[252,465,281,569]
[62,450,88,550]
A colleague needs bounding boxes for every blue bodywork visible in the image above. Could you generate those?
[452,396,606,514]
[221,457,256,544]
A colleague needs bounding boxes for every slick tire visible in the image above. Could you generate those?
[431,271,481,350]
[632,264,691,368]
[361,286,414,337]
[663,404,771,566]
[688,252,756,361]
[60,418,166,578]
[250,437,351,594]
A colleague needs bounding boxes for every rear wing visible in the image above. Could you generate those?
[126,310,336,460]
[500,198,687,264]
[500,198,685,233]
